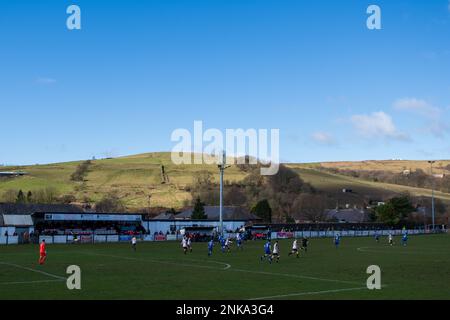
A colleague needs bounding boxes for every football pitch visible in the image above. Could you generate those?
[0,234,449,300]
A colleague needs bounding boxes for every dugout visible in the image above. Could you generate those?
[246,225,271,240]
[181,226,215,242]
[0,214,34,244]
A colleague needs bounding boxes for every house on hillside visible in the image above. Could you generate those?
[402,169,411,176]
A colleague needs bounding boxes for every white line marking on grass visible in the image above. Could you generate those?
[83,252,359,285]
[230,268,363,285]
[80,252,232,271]
[249,286,368,300]
[183,258,231,270]
[0,262,66,280]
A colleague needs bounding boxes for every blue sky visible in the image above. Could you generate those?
[0,0,449,165]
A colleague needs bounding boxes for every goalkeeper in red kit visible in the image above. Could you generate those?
[39,239,47,265]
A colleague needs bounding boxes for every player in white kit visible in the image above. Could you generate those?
[271,241,280,263]
[181,237,188,254]
[224,238,232,252]
[288,239,299,258]
[131,236,137,252]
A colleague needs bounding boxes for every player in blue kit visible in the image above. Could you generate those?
[260,240,272,263]
[375,231,380,243]
[208,239,214,256]
[334,233,341,248]
[219,236,226,253]
[236,233,243,250]
[401,232,408,246]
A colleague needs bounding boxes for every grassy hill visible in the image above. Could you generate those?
[1,153,450,210]
[318,159,450,174]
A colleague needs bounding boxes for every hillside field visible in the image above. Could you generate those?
[1,153,450,209]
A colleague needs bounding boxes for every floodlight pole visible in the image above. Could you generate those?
[218,151,230,236]
[428,161,436,232]
[219,151,225,236]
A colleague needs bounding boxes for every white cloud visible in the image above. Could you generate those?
[393,98,440,118]
[350,111,409,141]
[311,131,336,145]
[393,98,449,137]
[36,77,56,85]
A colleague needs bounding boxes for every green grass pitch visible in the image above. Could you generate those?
[0,234,449,300]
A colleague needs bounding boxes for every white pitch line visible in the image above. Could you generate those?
[183,258,232,270]
[229,268,362,285]
[83,252,359,286]
[0,262,66,280]
[81,252,232,271]
[249,286,368,300]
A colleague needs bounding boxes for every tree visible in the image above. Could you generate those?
[95,193,125,213]
[224,185,247,206]
[191,198,207,220]
[33,187,60,204]
[265,164,314,194]
[71,160,92,182]
[368,209,378,222]
[243,164,314,221]
[390,196,414,220]
[16,190,26,204]
[375,202,398,224]
[189,171,218,205]
[186,158,316,220]
[285,214,295,223]
[293,193,329,222]
[251,199,272,223]
[26,191,33,203]
[375,196,415,225]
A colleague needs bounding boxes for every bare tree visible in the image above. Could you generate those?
[293,194,329,222]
